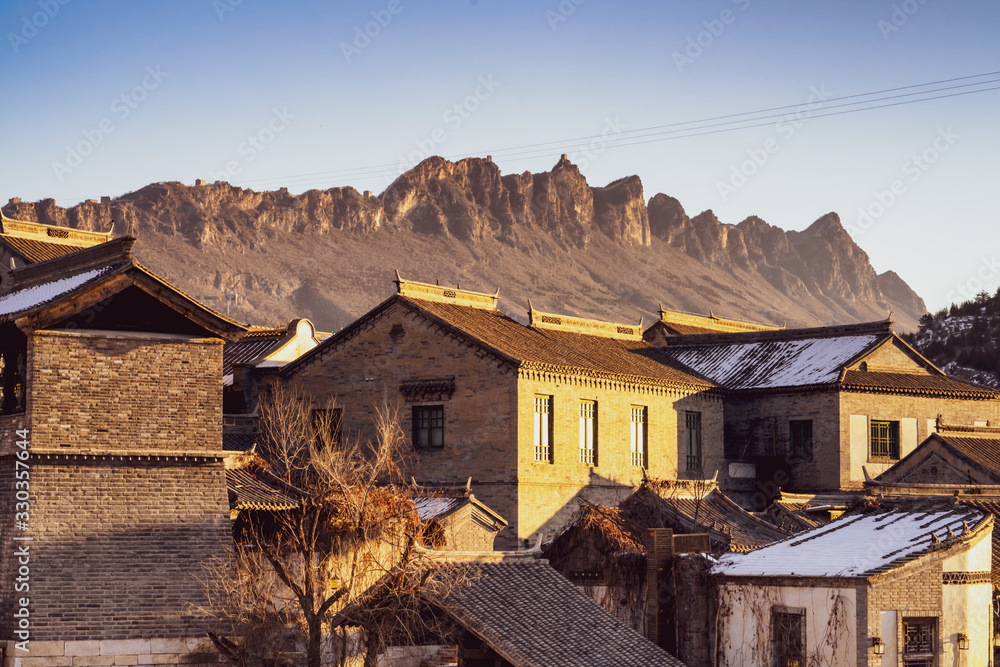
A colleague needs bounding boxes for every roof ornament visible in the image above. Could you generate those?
[931,532,940,544]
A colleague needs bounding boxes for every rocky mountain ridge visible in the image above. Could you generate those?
[3,155,926,332]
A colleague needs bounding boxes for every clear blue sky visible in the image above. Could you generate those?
[3,0,998,311]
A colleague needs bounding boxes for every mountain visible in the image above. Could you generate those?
[906,293,1000,388]
[2,156,926,333]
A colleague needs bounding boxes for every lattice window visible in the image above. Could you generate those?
[534,395,552,463]
[579,400,596,465]
[771,610,805,667]
[631,405,647,467]
[870,420,900,460]
[685,411,702,471]
[902,617,935,666]
[411,405,444,449]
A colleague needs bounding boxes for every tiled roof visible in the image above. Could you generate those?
[713,501,989,578]
[0,266,111,317]
[227,468,300,511]
[932,435,1000,479]
[622,485,789,552]
[223,335,286,379]
[414,496,466,522]
[666,333,883,391]
[405,298,714,390]
[0,235,83,262]
[430,559,686,667]
[841,370,999,398]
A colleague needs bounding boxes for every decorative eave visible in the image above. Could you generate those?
[23,447,231,461]
[394,270,499,310]
[655,304,783,334]
[516,362,719,395]
[936,419,1000,435]
[660,318,893,348]
[7,259,247,342]
[0,212,114,247]
[528,300,642,341]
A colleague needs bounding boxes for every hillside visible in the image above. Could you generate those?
[906,292,1000,388]
[2,155,926,333]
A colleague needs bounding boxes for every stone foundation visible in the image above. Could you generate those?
[1,638,221,667]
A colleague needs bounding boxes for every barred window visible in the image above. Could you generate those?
[870,420,900,460]
[630,406,647,467]
[579,401,596,465]
[412,405,444,449]
[771,609,805,667]
[685,411,702,471]
[0,336,27,415]
[534,395,552,463]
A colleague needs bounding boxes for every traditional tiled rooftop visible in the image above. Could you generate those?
[666,332,882,390]
[713,501,989,578]
[429,558,687,667]
[226,468,300,511]
[841,369,999,398]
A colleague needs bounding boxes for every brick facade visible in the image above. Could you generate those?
[288,299,723,548]
[0,329,231,650]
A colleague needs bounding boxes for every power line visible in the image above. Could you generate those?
[233,78,1000,191]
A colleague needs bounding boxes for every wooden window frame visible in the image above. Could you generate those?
[534,395,553,463]
[579,400,597,466]
[870,419,901,461]
[631,405,647,468]
[411,405,444,449]
[685,411,702,472]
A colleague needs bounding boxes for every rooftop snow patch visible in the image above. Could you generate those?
[0,267,109,317]
[669,334,880,390]
[712,504,987,578]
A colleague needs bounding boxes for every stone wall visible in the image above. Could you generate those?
[0,637,221,667]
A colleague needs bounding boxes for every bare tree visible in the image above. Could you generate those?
[202,384,459,667]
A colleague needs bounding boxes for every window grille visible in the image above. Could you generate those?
[534,395,552,463]
[579,401,596,465]
[631,406,647,467]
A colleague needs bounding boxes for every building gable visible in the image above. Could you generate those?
[846,335,939,375]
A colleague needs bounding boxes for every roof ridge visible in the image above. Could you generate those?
[660,319,893,348]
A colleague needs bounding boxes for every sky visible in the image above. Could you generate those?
[2,0,998,311]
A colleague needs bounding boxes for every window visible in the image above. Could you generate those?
[579,401,596,465]
[311,408,343,449]
[685,411,702,471]
[902,617,936,667]
[870,420,900,460]
[534,395,552,463]
[789,420,813,462]
[630,406,647,467]
[411,405,444,449]
[0,336,26,415]
[771,609,805,667]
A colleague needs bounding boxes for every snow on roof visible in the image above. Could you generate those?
[414,496,465,522]
[712,504,987,578]
[669,334,881,390]
[0,267,109,317]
